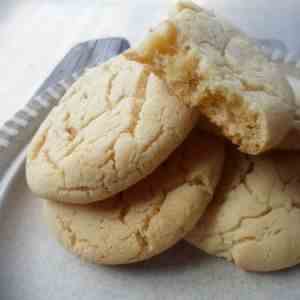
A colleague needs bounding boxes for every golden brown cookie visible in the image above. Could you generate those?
[186,147,300,272]
[44,130,224,265]
[26,55,198,204]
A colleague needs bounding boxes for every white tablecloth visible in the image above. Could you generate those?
[1,0,300,126]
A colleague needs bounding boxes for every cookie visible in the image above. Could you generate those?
[186,147,300,272]
[43,130,224,265]
[26,55,198,204]
[125,0,295,154]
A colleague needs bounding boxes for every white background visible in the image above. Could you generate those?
[1,0,300,126]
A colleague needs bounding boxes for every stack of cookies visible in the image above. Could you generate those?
[26,1,300,272]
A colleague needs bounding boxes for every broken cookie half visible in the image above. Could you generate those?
[43,130,224,265]
[125,0,295,154]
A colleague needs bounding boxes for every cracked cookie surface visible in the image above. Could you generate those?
[125,0,295,154]
[26,55,198,204]
[186,146,300,272]
[43,130,224,265]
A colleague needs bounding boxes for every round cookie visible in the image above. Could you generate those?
[26,55,199,204]
[186,147,300,272]
[43,130,224,265]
